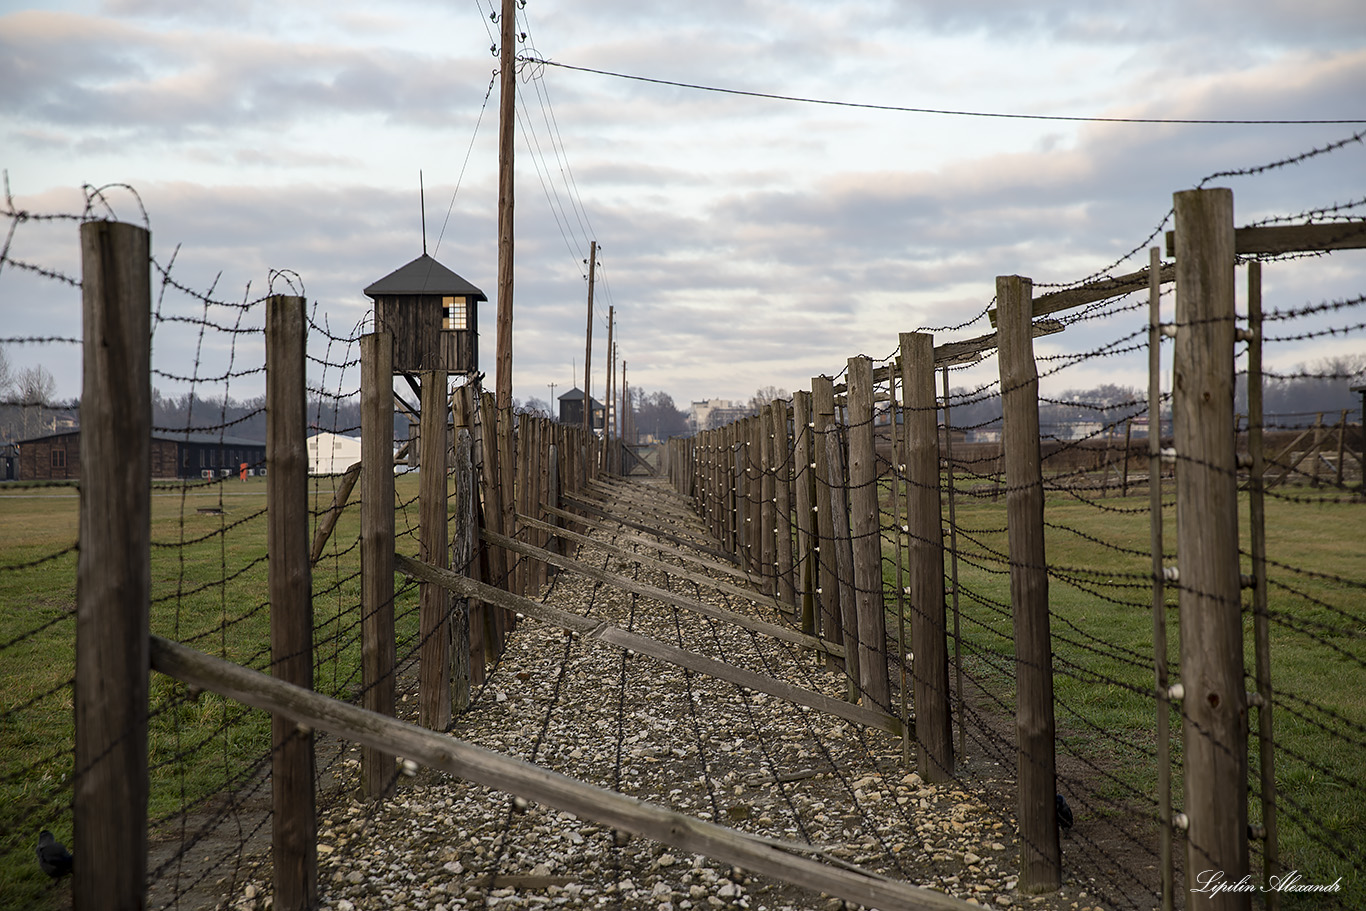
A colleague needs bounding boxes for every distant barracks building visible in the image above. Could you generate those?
[11,430,266,481]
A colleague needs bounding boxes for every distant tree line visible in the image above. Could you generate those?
[944,355,1366,433]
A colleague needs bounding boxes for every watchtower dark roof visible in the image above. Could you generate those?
[364,254,488,300]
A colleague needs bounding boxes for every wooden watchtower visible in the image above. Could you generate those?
[364,253,487,375]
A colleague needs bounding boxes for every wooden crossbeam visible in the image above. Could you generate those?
[987,265,1176,328]
[396,552,899,735]
[831,320,1069,395]
[1166,220,1366,257]
[149,635,957,910]
[309,461,362,563]
[513,513,835,655]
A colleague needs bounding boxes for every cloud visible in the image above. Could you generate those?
[2,0,1362,410]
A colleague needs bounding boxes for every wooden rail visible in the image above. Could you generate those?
[482,527,845,659]
[395,552,902,737]
[148,635,964,910]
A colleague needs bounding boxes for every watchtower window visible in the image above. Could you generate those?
[443,295,468,331]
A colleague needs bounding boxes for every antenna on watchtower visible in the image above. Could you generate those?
[420,169,428,255]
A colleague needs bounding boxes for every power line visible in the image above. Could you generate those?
[520,55,1366,126]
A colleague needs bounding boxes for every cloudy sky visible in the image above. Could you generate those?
[2,0,1364,412]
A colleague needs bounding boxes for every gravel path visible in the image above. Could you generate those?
[220,478,1122,911]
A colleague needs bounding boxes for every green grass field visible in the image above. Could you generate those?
[1,473,1361,908]
[907,477,1365,907]
[0,476,424,910]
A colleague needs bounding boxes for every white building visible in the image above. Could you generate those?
[306,431,362,475]
[687,398,752,434]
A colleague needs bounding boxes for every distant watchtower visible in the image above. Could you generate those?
[364,253,487,375]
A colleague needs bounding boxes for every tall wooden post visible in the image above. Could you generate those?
[76,220,150,911]
[494,0,516,409]
[792,391,818,636]
[418,369,451,730]
[997,274,1060,892]
[846,356,890,711]
[266,294,317,910]
[811,376,842,666]
[360,332,397,797]
[1173,188,1248,911]
[900,333,954,781]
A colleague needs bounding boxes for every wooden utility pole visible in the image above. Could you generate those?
[622,361,629,445]
[583,241,597,449]
[495,0,516,409]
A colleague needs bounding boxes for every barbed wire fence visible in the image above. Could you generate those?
[671,133,1365,910]
[1,126,1362,911]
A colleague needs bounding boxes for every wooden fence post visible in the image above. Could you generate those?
[478,393,507,590]
[360,332,397,797]
[1172,187,1248,910]
[454,383,487,686]
[811,377,842,667]
[900,332,954,781]
[266,294,317,910]
[941,366,967,762]
[419,369,451,730]
[728,423,741,556]
[824,426,862,703]
[76,219,151,911]
[451,428,474,714]
[500,403,517,593]
[760,407,777,596]
[1148,247,1175,911]
[1247,260,1279,906]
[847,356,890,711]
[546,441,561,568]
[771,399,796,612]
[997,274,1060,893]
[792,391,818,637]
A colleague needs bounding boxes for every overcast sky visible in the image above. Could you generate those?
[2,0,1364,412]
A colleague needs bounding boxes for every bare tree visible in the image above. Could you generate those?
[748,385,788,414]
[518,397,552,418]
[16,364,57,438]
[0,346,12,398]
